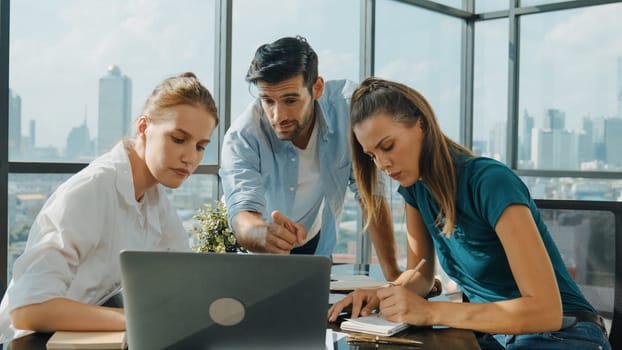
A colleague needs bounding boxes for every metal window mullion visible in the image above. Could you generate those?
[460,0,475,149]
[506,0,520,168]
[213,0,232,200]
[393,0,473,18]
[356,0,376,266]
[1,0,9,296]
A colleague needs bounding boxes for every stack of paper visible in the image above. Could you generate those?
[46,331,127,349]
[340,314,409,336]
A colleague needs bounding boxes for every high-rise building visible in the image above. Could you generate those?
[544,108,565,130]
[66,116,93,161]
[97,64,132,154]
[8,88,22,158]
[604,117,622,167]
[617,57,622,118]
[488,121,506,162]
[519,110,534,162]
[578,116,594,163]
[531,128,578,170]
[29,119,35,148]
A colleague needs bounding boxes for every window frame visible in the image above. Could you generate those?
[2,0,622,296]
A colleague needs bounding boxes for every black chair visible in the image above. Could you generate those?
[535,199,621,349]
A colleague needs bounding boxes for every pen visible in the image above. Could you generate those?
[347,333,423,345]
[389,258,426,287]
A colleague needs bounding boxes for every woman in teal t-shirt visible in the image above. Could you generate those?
[327,77,610,350]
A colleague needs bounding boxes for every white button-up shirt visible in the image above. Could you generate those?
[0,142,190,342]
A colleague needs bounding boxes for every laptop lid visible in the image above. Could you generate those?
[120,250,331,350]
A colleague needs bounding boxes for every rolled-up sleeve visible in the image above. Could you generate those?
[220,122,267,223]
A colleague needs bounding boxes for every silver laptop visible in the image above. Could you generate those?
[120,250,331,350]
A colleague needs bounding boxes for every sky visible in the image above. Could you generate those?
[7,0,622,157]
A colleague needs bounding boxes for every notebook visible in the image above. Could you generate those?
[340,314,409,336]
[329,274,387,291]
[120,250,331,350]
[46,331,127,349]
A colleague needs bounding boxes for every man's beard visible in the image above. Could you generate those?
[273,102,315,141]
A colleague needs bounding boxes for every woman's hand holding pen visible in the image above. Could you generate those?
[377,284,430,325]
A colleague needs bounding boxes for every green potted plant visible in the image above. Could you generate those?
[191,200,246,253]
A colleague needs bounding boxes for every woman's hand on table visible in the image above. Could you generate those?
[327,287,382,322]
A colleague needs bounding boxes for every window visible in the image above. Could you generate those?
[5,0,217,286]
[9,0,216,163]
[231,0,361,262]
[519,3,622,173]
[374,0,462,266]
[230,0,359,120]
[473,19,509,161]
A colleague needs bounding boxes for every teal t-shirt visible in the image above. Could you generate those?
[397,157,594,313]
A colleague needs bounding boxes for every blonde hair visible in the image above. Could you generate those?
[142,72,218,125]
[350,77,473,237]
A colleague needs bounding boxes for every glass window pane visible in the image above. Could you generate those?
[231,0,360,263]
[7,174,71,281]
[375,2,462,142]
[473,19,509,162]
[433,0,466,10]
[375,2,462,265]
[7,173,218,282]
[230,0,360,120]
[9,1,217,164]
[520,176,621,201]
[518,3,622,171]
[476,0,508,13]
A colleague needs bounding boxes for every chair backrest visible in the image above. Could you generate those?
[535,199,621,349]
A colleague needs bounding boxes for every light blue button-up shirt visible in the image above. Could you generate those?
[220,79,359,256]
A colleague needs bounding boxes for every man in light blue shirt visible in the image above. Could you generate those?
[220,36,399,278]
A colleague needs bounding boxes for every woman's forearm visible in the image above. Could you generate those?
[10,298,125,333]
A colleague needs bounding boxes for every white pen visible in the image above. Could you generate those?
[388,258,426,287]
[401,258,427,287]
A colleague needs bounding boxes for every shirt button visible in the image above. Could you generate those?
[289,187,295,192]
[291,157,295,162]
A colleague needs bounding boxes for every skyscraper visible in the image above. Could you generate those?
[8,88,22,158]
[97,65,132,154]
[544,108,565,131]
[604,117,622,167]
[66,117,93,161]
[519,110,534,162]
[618,57,622,118]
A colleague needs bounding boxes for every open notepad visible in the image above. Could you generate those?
[46,331,127,350]
[340,314,409,336]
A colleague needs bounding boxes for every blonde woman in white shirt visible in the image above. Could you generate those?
[0,72,218,342]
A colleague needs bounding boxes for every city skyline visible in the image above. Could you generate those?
[6,1,622,152]
[8,57,622,170]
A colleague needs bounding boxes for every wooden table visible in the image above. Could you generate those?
[3,326,479,350]
[2,264,479,349]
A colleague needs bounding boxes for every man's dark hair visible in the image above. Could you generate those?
[245,36,319,92]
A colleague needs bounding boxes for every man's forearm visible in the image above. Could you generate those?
[231,211,269,253]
